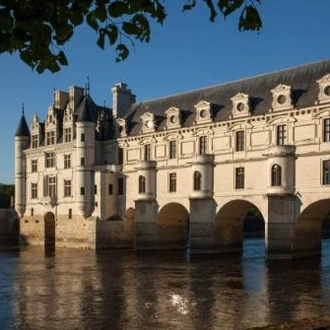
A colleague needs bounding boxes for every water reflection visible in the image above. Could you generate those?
[0,239,330,329]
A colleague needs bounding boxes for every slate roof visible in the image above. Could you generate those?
[124,59,330,136]
[76,94,98,123]
[15,112,30,137]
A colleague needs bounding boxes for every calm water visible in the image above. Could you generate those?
[1,239,330,330]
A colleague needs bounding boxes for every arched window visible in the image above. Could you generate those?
[193,171,202,191]
[138,175,146,194]
[271,164,282,186]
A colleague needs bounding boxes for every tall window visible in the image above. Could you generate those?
[108,184,113,195]
[271,164,282,186]
[64,180,71,197]
[138,175,146,194]
[47,176,56,198]
[45,152,55,168]
[46,130,55,145]
[169,173,177,192]
[80,157,85,166]
[323,160,330,185]
[193,171,202,191]
[68,208,72,219]
[31,183,38,199]
[80,187,85,195]
[81,133,85,142]
[323,118,330,142]
[118,177,124,195]
[276,125,286,145]
[235,167,245,189]
[31,159,38,172]
[31,135,38,148]
[144,144,151,161]
[64,127,72,143]
[199,136,207,155]
[235,130,245,152]
[169,141,177,159]
[64,154,71,169]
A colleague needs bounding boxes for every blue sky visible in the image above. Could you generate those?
[1,1,330,184]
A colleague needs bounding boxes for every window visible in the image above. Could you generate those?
[276,125,286,145]
[193,171,202,191]
[94,185,97,194]
[108,184,113,195]
[64,154,71,169]
[169,141,177,159]
[118,147,124,164]
[271,164,282,186]
[31,183,38,199]
[81,133,85,142]
[235,167,245,189]
[323,160,330,185]
[169,173,177,192]
[64,180,71,197]
[64,128,72,143]
[31,135,38,148]
[68,208,72,219]
[80,157,85,166]
[144,144,151,161]
[80,187,85,195]
[30,208,34,216]
[199,136,207,155]
[48,176,56,198]
[46,130,55,145]
[323,118,330,142]
[235,130,245,152]
[31,159,37,172]
[45,152,55,168]
[118,177,124,195]
[138,175,146,194]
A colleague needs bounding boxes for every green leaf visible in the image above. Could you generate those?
[108,1,129,18]
[204,0,217,22]
[183,0,196,11]
[97,29,105,49]
[115,44,129,62]
[105,24,118,45]
[218,0,244,17]
[238,5,262,31]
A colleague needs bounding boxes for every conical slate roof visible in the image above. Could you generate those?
[15,111,30,137]
[76,94,97,123]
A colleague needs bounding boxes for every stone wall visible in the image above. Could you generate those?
[0,208,19,247]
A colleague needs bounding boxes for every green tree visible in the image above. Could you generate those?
[0,0,262,73]
[0,184,14,208]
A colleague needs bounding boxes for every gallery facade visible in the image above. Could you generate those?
[15,59,330,259]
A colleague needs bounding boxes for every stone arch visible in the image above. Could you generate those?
[293,199,330,257]
[44,212,55,252]
[215,200,265,253]
[157,203,189,249]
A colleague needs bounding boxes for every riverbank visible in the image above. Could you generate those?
[249,315,330,329]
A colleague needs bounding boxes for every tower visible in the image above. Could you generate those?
[75,93,96,217]
[14,108,30,217]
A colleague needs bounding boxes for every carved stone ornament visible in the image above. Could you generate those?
[140,112,155,133]
[165,106,181,128]
[230,93,250,118]
[194,100,212,124]
[317,74,330,104]
[270,84,293,111]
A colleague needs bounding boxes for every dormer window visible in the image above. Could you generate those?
[140,112,155,133]
[194,100,212,124]
[116,117,127,137]
[317,74,330,104]
[165,107,181,129]
[230,93,250,118]
[271,84,293,111]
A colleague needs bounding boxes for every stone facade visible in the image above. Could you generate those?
[14,59,330,259]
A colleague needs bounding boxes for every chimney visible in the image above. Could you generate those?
[112,83,136,119]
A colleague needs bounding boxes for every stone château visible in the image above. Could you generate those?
[14,59,330,259]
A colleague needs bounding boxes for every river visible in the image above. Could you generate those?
[1,238,330,329]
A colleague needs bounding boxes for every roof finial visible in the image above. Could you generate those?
[22,102,25,116]
[85,76,90,96]
[103,100,106,108]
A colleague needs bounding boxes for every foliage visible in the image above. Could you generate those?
[0,0,262,73]
[0,184,14,208]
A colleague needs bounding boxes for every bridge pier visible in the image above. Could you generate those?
[134,199,159,250]
[189,198,218,253]
[266,195,296,260]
